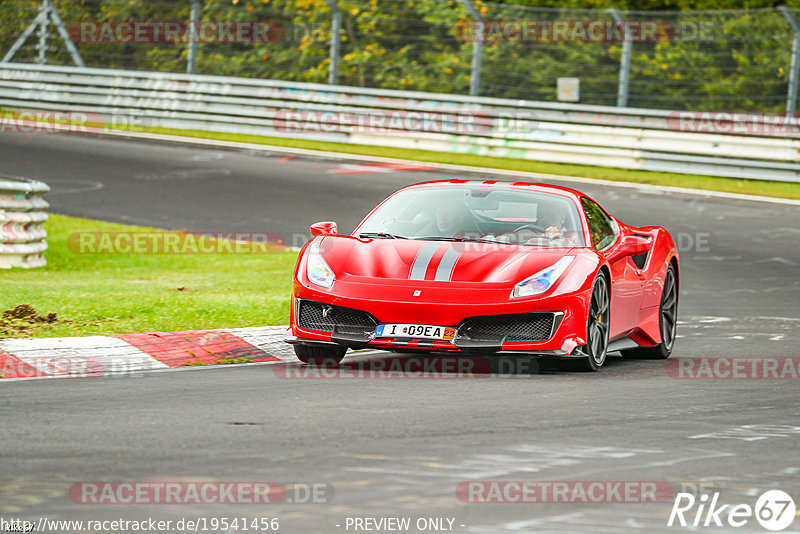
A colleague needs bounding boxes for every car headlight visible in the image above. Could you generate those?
[306,242,335,288]
[512,256,574,298]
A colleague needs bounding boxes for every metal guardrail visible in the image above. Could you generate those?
[0,174,49,268]
[1,63,800,183]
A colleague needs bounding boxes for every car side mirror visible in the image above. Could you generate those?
[609,235,652,263]
[310,221,338,237]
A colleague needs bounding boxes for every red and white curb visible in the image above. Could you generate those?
[0,326,295,380]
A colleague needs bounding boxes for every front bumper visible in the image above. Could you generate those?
[286,278,592,357]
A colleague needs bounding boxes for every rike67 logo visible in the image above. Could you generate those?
[668,490,796,531]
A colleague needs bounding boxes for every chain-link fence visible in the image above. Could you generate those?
[1,0,798,113]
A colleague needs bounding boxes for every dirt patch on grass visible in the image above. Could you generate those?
[1,304,58,335]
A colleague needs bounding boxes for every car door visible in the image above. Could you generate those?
[580,198,643,338]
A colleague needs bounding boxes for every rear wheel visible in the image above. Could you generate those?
[582,272,610,372]
[294,344,347,366]
[621,264,678,360]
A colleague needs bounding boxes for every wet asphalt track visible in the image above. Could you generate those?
[1,133,800,533]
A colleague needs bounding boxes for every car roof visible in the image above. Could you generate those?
[401,179,586,200]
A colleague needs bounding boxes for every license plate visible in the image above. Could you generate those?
[375,324,456,341]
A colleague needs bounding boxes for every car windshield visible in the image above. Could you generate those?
[355,185,586,247]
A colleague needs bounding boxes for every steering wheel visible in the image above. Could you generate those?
[511,223,546,234]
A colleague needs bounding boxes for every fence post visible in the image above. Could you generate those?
[49,4,85,67]
[779,6,800,115]
[3,12,45,63]
[324,0,341,85]
[36,0,52,64]
[187,0,201,74]
[3,0,84,66]
[458,0,483,97]
[609,8,631,107]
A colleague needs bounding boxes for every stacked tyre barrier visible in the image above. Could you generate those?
[0,174,49,268]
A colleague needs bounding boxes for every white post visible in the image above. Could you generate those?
[779,6,800,115]
[609,9,631,108]
[324,0,342,85]
[187,0,201,74]
[458,0,483,96]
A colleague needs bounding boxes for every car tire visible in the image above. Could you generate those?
[294,344,347,366]
[621,263,678,360]
[582,272,610,372]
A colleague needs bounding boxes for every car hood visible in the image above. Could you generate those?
[318,236,576,284]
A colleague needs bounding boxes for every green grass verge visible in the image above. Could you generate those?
[138,126,800,201]
[0,214,297,338]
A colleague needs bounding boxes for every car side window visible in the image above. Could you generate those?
[581,198,615,250]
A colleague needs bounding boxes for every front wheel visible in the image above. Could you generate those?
[621,264,678,360]
[294,344,347,366]
[582,272,610,372]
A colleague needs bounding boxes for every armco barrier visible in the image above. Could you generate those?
[1,63,799,182]
[0,174,49,268]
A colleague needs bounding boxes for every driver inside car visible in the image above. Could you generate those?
[434,203,478,238]
[529,202,577,246]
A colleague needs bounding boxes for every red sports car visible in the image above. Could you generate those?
[285,179,679,371]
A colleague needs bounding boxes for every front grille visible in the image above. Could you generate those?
[297,300,376,338]
[459,313,556,342]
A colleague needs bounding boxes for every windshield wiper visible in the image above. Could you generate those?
[415,236,458,241]
[358,232,408,239]
[416,236,501,244]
